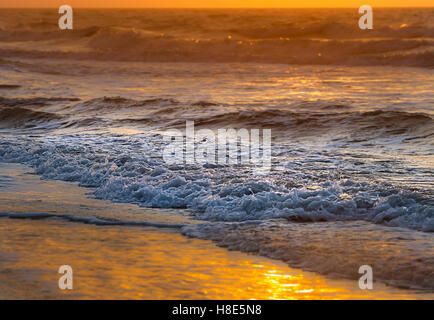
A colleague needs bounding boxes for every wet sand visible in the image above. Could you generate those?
[0,162,431,299]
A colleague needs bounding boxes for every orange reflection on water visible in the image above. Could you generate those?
[2,218,428,300]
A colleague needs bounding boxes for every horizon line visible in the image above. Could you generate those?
[1,6,434,9]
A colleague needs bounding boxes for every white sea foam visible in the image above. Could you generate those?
[0,135,432,232]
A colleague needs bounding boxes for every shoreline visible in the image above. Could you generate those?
[0,162,432,299]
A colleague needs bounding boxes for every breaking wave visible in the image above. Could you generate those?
[2,96,432,146]
[0,107,62,129]
[0,136,432,232]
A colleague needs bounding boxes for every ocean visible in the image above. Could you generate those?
[0,8,433,294]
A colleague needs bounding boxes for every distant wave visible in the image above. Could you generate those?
[230,22,434,40]
[1,96,433,144]
[0,84,20,89]
[0,107,62,129]
[3,20,433,41]
[1,8,433,67]
[65,96,179,112]
[0,24,432,67]
[0,96,80,107]
[66,96,434,142]
[0,39,431,68]
[189,109,433,129]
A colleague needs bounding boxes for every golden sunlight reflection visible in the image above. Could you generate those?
[1,218,424,300]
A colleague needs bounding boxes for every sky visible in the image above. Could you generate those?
[1,1,433,8]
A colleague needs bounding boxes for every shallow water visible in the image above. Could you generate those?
[0,162,432,299]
